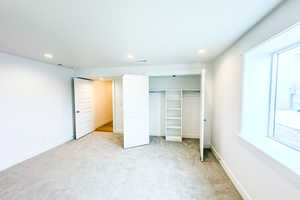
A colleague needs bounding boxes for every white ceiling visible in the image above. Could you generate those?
[0,0,283,68]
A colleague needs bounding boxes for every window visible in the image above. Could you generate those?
[241,23,300,177]
[269,45,300,151]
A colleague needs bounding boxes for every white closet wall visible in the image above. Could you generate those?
[182,91,201,138]
[149,75,201,90]
[149,75,201,139]
[149,92,165,136]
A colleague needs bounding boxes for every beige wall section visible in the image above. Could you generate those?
[93,80,113,128]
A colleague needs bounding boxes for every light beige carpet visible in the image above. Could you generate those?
[0,132,242,200]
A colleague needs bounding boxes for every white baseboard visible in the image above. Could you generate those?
[183,133,199,139]
[210,146,253,200]
[0,137,73,172]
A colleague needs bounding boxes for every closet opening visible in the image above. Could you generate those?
[148,72,207,161]
[149,75,202,142]
[73,71,207,161]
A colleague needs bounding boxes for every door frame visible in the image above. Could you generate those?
[73,76,121,138]
[112,80,115,132]
[200,69,206,161]
[147,72,206,161]
[112,78,123,134]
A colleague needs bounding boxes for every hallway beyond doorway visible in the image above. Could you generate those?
[95,121,113,132]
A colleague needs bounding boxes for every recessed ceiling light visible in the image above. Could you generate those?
[44,53,53,59]
[127,55,135,59]
[198,49,206,54]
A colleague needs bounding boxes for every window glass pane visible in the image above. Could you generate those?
[273,48,300,150]
[273,47,300,151]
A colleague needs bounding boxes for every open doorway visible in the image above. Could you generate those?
[73,75,150,149]
[93,80,113,132]
[73,76,123,140]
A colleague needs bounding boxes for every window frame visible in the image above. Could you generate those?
[267,43,300,152]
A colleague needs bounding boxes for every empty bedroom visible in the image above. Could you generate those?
[1,1,300,200]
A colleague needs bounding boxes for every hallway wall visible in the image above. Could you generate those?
[93,80,113,128]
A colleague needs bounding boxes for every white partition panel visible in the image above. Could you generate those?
[123,75,149,148]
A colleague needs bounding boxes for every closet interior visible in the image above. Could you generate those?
[149,75,201,142]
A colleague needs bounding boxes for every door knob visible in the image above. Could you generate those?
[76,110,80,113]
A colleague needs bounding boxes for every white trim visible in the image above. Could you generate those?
[182,132,200,139]
[112,80,116,133]
[267,52,278,138]
[211,146,253,200]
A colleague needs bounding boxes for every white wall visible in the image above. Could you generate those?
[93,80,113,128]
[212,1,300,200]
[0,53,74,172]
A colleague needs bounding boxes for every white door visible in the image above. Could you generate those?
[200,69,207,161]
[74,78,94,139]
[123,75,149,148]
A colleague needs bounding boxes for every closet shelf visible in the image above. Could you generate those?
[182,89,200,92]
[166,126,181,129]
[167,100,181,102]
[165,89,183,142]
[149,88,200,92]
[167,107,181,110]
[149,89,165,93]
[166,117,181,120]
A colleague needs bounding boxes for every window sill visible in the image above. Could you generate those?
[239,133,300,178]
